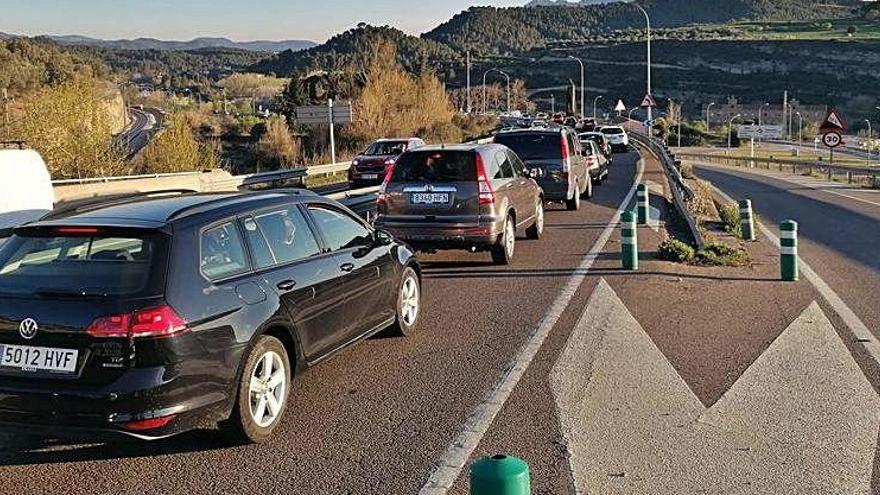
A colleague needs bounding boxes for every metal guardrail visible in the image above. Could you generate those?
[630,131,706,250]
[675,152,880,185]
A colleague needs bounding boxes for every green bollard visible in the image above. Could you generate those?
[780,220,799,282]
[636,184,649,225]
[621,211,638,271]
[738,199,756,241]
[470,455,531,495]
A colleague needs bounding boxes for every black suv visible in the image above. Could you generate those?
[0,190,421,443]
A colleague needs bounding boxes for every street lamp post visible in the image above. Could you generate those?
[593,95,603,121]
[727,114,742,155]
[865,119,872,166]
[628,2,653,131]
[706,102,715,134]
[568,56,585,120]
[795,111,803,158]
[628,107,638,121]
[482,69,511,114]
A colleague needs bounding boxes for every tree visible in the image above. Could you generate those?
[255,116,300,169]
[278,77,307,123]
[137,113,219,173]
[15,78,123,179]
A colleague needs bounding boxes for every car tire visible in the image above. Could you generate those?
[491,215,516,265]
[566,184,581,211]
[389,266,421,336]
[526,201,544,240]
[227,335,291,444]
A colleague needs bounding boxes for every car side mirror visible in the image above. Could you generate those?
[374,229,393,246]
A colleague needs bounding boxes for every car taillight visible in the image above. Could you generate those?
[475,152,495,205]
[560,135,571,173]
[87,305,187,339]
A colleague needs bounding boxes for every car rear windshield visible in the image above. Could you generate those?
[390,150,477,183]
[364,141,408,156]
[601,127,625,135]
[494,133,562,161]
[0,230,169,297]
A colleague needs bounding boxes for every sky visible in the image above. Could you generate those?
[0,0,526,42]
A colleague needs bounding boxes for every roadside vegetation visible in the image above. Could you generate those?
[716,201,743,239]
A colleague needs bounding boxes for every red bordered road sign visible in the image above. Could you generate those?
[640,94,658,108]
[820,108,847,134]
[822,131,843,149]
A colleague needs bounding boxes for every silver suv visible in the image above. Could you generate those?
[374,144,545,265]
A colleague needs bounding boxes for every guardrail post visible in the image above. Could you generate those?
[738,199,756,241]
[622,211,639,271]
[780,220,799,282]
[636,184,649,225]
[470,455,531,495]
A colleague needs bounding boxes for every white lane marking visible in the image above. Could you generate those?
[712,185,880,366]
[698,162,880,208]
[418,158,647,495]
[552,280,880,494]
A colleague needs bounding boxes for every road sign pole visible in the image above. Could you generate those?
[780,220,799,282]
[750,138,755,168]
[469,455,530,495]
[328,99,336,165]
[739,200,756,241]
[622,211,639,271]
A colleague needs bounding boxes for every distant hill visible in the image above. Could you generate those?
[47,35,317,53]
[251,25,459,76]
[426,0,861,54]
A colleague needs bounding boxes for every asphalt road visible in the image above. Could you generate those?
[0,154,642,494]
[695,164,880,336]
[115,108,162,159]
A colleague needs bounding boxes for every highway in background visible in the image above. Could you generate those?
[114,107,164,159]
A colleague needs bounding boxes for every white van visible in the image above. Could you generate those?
[0,147,54,242]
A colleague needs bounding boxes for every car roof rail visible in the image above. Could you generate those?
[43,189,200,221]
[166,188,318,221]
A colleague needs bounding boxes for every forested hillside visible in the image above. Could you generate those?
[250,25,459,77]
[0,37,108,97]
[425,0,861,54]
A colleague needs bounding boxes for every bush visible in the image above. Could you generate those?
[137,113,219,173]
[717,202,743,238]
[696,242,750,267]
[255,116,300,169]
[658,238,696,263]
[680,161,696,179]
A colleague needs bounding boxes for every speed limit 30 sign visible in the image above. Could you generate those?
[822,131,843,149]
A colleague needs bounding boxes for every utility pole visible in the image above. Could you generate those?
[466,50,472,114]
[551,94,556,114]
[2,88,10,139]
[865,119,872,166]
[328,99,336,165]
[677,103,682,148]
[783,90,789,140]
[795,112,803,158]
[706,102,715,134]
[567,56,585,120]
[593,95,603,121]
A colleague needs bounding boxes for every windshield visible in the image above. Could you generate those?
[601,127,625,135]
[390,150,477,182]
[494,133,562,161]
[0,230,168,297]
[364,141,408,156]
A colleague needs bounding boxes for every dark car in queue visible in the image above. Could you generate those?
[579,131,613,164]
[493,127,593,211]
[374,144,545,265]
[348,138,426,188]
[0,190,422,443]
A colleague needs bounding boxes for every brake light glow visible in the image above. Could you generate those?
[475,152,495,206]
[87,305,187,339]
[121,415,176,431]
[55,227,100,235]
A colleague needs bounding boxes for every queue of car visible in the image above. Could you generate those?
[0,118,630,445]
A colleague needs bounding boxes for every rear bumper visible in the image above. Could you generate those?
[536,179,571,202]
[375,219,503,250]
[0,361,237,440]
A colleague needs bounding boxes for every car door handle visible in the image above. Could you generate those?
[340,263,355,273]
[276,280,297,291]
